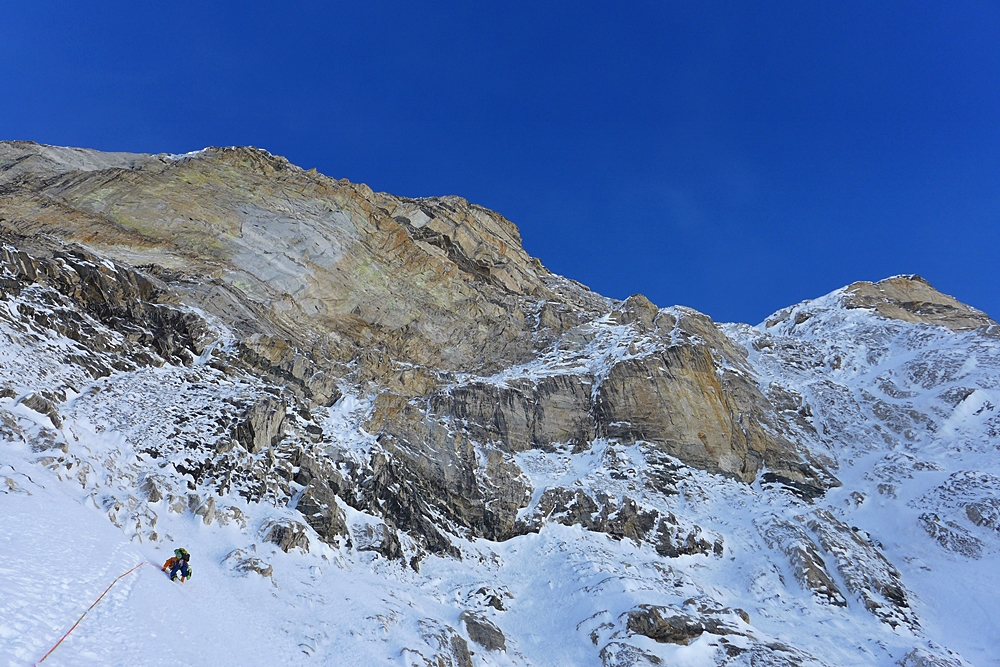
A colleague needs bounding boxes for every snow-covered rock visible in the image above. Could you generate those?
[2,142,998,666]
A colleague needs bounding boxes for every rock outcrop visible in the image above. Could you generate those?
[530,488,723,557]
[261,518,311,553]
[459,611,506,652]
[805,509,914,629]
[842,275,995,332]
[624,604,748,645]
[757,516,847,606]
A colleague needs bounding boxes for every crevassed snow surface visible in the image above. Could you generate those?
[3,285,1000,666]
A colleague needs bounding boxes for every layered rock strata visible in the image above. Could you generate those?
[0,141,838,557]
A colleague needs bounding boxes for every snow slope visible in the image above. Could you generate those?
[727,285,1000,666]
[3,276,999,666]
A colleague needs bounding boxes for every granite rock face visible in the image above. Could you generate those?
[431,374,597,453]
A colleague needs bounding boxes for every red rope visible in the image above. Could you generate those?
[35,561,158,665]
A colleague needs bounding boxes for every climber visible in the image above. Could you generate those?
[162,548,192,582]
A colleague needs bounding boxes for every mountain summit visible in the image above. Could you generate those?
[2,142,997,667]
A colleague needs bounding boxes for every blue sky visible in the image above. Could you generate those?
[3,1,998,324]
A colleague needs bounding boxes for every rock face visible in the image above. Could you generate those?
[593,339,794,482]
[3,141,994,667]
[841,274,994,332]
[433,374,596,453]
[0,141,599,378]
[0,141,846,557]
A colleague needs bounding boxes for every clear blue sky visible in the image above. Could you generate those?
[3,1,998,324]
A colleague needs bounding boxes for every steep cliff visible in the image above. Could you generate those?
[0,141,834,548]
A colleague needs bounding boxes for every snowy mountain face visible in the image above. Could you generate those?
[1,142,998,667]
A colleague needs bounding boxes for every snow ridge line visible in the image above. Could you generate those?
[34,561,160,666]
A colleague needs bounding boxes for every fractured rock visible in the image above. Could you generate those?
[610,294,660,331]
[966,499,1000,532]
[626,607,707,645]
[193,495,217,525]
[353,521,403,560]
[138,475,166,503]
[805,508,914,629]
[223,548,274,579]
[919,513,983,559]
[897,648,967,667]
[18,393,62,428]
[758,516,847,606]
[654,512,723,558]
[459,611,506,652]
[357,449,461,557]
[433,374,596,452]
[468,586,508,611]
[414,619,474,667]
[911,471,1000,555]
[295,478,350,547]
[364,395,528,548]
[624,604,743,646]
[532,489,722,556]
[233,396,285,454]
[600,642,662,667]
[261,518,311,553]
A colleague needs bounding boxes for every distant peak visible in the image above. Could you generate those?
[762,274,994,333]
[842,274,993,332]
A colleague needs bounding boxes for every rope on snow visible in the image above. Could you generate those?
[34,561,160,665]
